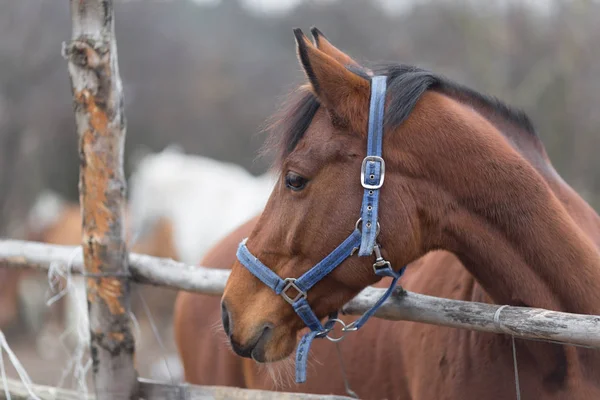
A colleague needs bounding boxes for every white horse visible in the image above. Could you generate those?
[127,145,276,265]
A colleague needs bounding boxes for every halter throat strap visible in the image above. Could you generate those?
[236,75,406,383]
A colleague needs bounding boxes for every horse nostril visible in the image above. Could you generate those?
[221,301,231,337]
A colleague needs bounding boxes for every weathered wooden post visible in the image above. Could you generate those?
[63,0,138,398]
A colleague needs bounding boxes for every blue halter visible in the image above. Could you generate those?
[236,75,406,383]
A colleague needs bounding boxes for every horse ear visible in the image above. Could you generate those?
[294,28,370,132]
[309,27,365,71]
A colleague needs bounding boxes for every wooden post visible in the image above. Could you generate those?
[63,1,137,398]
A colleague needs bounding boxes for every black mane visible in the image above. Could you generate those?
[264,63,538,167]
[374,64,538,137]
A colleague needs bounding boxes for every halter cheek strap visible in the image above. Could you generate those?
[359,75,387,256]
[236,75,407,383]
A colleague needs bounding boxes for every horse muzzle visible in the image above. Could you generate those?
[222,300,273,362]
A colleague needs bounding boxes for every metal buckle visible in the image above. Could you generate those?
[354,218,381,236]
[361,156,385,190]
[351,218,382,256]
[281,278,307,305]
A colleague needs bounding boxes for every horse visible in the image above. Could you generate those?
[174,214,417,397]
[127,145,277,265]
[221,28,600,399]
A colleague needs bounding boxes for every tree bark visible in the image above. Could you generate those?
[63,1,137,398]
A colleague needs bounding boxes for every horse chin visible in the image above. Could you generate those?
[249,326,273,363]
[250,351,266,363]
[258,332,296,364]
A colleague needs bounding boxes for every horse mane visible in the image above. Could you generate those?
[373,64,538,138]
[263,63,541,168]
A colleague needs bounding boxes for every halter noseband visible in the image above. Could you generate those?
[236,75,406,383]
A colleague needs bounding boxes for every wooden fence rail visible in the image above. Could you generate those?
[0,377,353,400]
[2,239,600,349]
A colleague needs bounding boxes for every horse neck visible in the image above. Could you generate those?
[396,92,600,314]
[444,189,600,314]
[459,91,600,249]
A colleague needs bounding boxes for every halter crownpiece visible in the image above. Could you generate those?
[236,75,406,383]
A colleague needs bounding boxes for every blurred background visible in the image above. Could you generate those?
[0,0,598,392]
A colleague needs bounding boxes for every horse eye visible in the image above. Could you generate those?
[285,172,308,191]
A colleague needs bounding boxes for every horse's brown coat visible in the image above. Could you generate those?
[221,29,600,399]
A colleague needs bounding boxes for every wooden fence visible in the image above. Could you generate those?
[2,242,600,400]
[0,377,351,400]
[1,0,599,399]
[2,240,600,350]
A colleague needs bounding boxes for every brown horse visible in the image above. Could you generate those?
[175,214,418,397]
[221,28,600,399]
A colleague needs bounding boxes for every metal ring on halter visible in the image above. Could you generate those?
[318,319,349,342]
[354,218,381,237]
